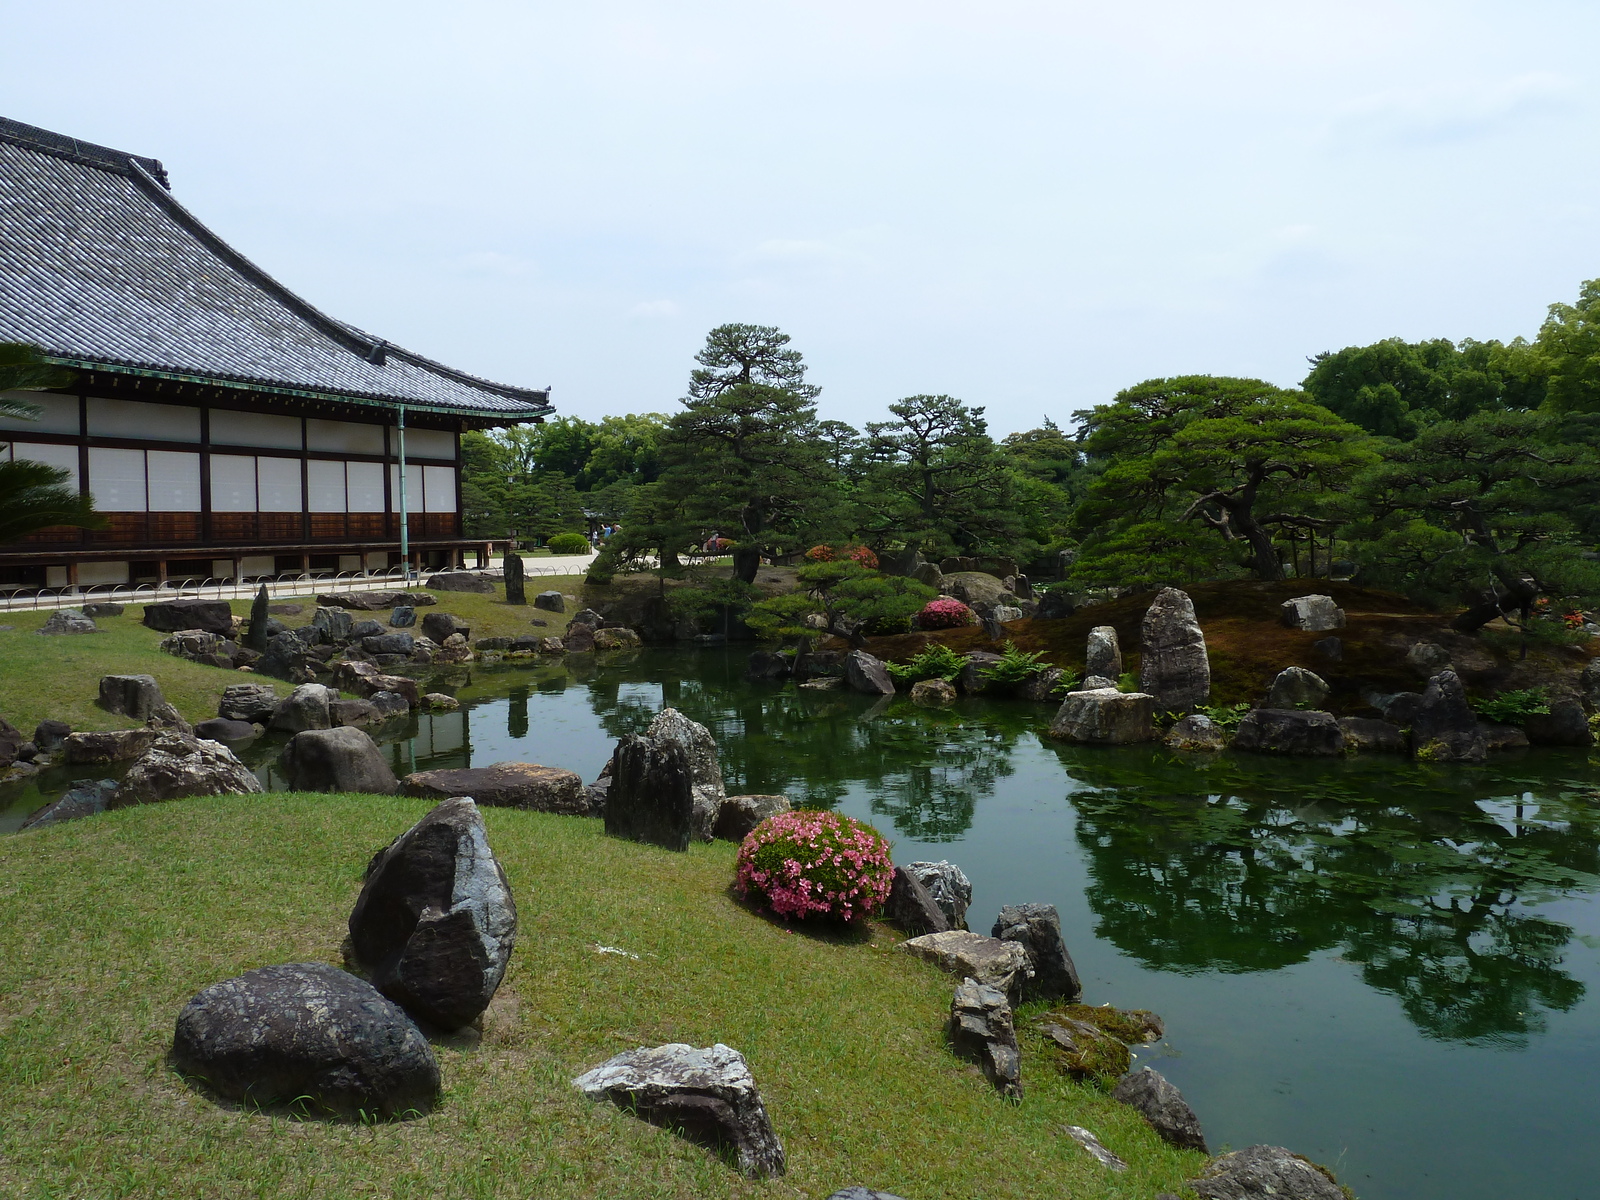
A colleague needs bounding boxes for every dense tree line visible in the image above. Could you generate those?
[460,278,1600,628]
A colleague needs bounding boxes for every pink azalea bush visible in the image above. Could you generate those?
[917,597,977,630]
[736,810,894,923]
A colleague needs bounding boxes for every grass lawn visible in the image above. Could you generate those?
[0,795,1206,1199]
[0,577,587,736]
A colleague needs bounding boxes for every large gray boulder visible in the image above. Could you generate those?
[257,629,317,683]
[533,590,566,613]
[112,731,265,805]
[844,651,895,696]
[1263,666,1329,710]
[1165,713,1227,752]
[712,794,790,842]
[1112,1067,1207,1152]
[269,683,338,733]
[310,606,355,644]
[900,930,1032,1004]
[604,734,694,851]
[1411,670,1486,762]
[171,962,439,1118]
[572,1043,785,1179]
[948,978,1021,1101]
[38,608,97,635]
[905,860,972,929]
[885,866,950,936]
[992,903,1081,1003]
[98,674,186,726]
[1231,709,1345,756]
[1338,717,1406,754]
[1185,1144,1347,1200]
[280,727,398,794]
[399,762,589,814]
[362,632,415,656]
[426,572,495,594]
[348,797,518,1031]
[1523,697,1595,747]
[62,728,158,765]
[645,708,725,841]
[420,612,469,643]
[1280,594,1345,632]
[142,598,233,635]
[218,682,280,723]
[1085,625,1122,678]
[1048,688,1158,744]
[1139,587,1210,710]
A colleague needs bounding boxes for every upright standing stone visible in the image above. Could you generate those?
[1085,626,1122,678]
[992,903,1081,1003]
[1411,669,1487,762]
[604,734,694,851]
[1139,588,1210,710]
[245,584,271,652]
[948,978,1022,1101]
[905,860,973,928]
[504,554,526,605]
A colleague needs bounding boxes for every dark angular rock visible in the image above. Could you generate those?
[793,649,845,681]
[905,860,972,929]
[644,708,724,841]
[257,629,316,683]
[474,637,512,652]
[97,674,172,722]
[1112,1067,1207,1152]
[1019,666,1065,702]
[948,978,1021,1100]
[571,607,604,627]
[426,572,495,594]
[573,1043,785,1179]
[349,619,384,639]
[1232,709,1345,756]
[503,554,526,605]
[563,622,596,653]
[81,602,124,618]
[389,605,416,627]
[368,691,412,720]
[21,779,118,830]
[142,598,233,635]
[62,728,158,765]
[0,715,26,768]
[845,650,895,696]
[113,731,265,805]
[318,591,436,611]
[38,608,97,635]
[885,866,950,936]
[604,733,694,851]
[712,794,791,842]
[1412,670,1487,762]
[1523,697,1594,747]
[1139,587,1210,710]
[171,962,440,1118]
[311,606,354,646]
[244,585,271,652]
[1380,690,1425,726]
[348,797,517,1031]
[32,719,71,754]
[746,651,792,682]
[399,762,589,813]
[1263,666,1329,710]
[218,683,281,724]
[533,590,566,613]
[957,651,1003,695]
[194,717,259,742]
[1338,717,1405,754]
[1482,722,1530,752]
[362,632,416,656]
[282,727,398,793]
[1185,1144,1347,1200]
[1313,636,1343,661]
[420,612,469,643]
[992,903,1081,1003]
[1035,587,1074,620]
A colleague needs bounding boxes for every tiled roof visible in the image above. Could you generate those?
[0,117,552,421]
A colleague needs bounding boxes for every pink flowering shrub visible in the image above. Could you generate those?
[917,597,977,630]
[805,544,880,569]
[736,810,894,923]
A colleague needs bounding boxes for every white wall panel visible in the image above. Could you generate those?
[307,418,384,455]
[405,428,456,460]
[390,463,424,512]
[0,391,78,434]
[9,441,80,489]
[88,447,147,511]
[423,466,457,513]
[210,410,302,450]
[87,398,199,441]
[210,454,256,512]
[307,459,347,513]
[346,462,385,512]
[257,456,303,512]
[146,450,202,511]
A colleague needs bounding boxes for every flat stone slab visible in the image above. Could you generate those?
[900,930,1031,1000]
[399,762,589,814]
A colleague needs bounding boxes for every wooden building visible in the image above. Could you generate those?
[0,116,552,593]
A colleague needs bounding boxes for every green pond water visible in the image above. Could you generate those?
[6,645,1600,1200]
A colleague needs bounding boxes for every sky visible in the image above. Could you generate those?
[6,1,1600,436]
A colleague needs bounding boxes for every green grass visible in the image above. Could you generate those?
[0,796,1205,1199]
[0,577,586,735]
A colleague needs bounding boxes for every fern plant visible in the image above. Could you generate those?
[1470,688,1551,725]
[979,641,1052,686]
[886,642,967,683]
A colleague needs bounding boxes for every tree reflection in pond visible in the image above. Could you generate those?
[1055,747,1600,1044]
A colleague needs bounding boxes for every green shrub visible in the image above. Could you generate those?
[546,531,590,554]
[886,643,968,683]
[1470,687,1552,725]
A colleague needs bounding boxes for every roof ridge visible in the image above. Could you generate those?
[0,115,169,187]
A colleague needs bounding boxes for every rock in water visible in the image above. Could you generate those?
[604,733,694,851]
[194,718,259,742]
[746,651,792,682]
[1048,686,1159,744]
[992,903,1081,1003]
[1338,717,1405,754]
[910,678,958,706]
[1185,1144,1347,1200]
[37,608,97,635]
[645,708,725,841]
[218,683,281,723]
[1112,1067,1207,1152]
[844,651,896,696]
[1523,697,1595,747]
[348,797,518,1031]
[1165,713,1227,752]
[171,962,439,1118]
[1139,587,1210,710]
[905,860,973,928]
[21,779,118,830]
[1264,666,1329,710]
[885,866,950,936]
[1085,625,1122,678]
[712,795,791,842]
[112,732,265,805]
[1411,670,1487,762]
[948,977,1022,1100]
[1280,594,1345,632]
[503,554,526,605]
[280,727,399,793]
[1231,709,1345,756]
[572,1043,785,1179]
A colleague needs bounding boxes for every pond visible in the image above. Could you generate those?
[6,645,1600,1200]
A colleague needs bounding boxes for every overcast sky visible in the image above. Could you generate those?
[7,1,1599,435]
